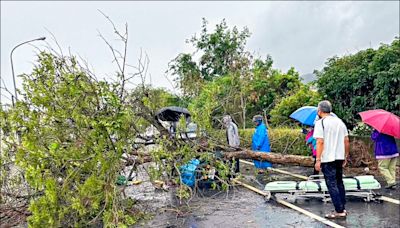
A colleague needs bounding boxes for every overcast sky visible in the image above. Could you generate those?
[1,1,399,101]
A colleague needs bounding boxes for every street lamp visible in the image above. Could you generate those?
[9,36,46,102]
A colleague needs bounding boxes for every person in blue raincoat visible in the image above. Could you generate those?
[251,115,272,172]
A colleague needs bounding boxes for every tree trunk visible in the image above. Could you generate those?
[128,148,373,168]
[223,149,314,167]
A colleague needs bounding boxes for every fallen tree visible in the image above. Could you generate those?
[223,150,314,167]
[127,147,314,167]
[128,141,376,169]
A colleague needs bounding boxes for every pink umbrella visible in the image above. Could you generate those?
[359,109,400,139]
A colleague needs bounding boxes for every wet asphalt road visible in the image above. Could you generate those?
[138,162,400,228]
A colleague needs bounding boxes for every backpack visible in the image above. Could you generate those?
[180,159,200,187]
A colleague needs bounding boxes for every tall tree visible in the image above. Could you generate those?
[316,38,400,128]
[168,18,251,97]
[247,66,303,121]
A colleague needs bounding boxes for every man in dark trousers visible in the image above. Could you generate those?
[313,100,350,219]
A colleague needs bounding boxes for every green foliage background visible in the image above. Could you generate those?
[172,19,398,130]
[316,38,400,128]
[269,85,321,126]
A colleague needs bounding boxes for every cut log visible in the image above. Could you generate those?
[126,150,314,167]
[126,149,375,168]
[223,149,314,167]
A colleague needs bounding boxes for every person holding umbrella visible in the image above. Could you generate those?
[290,106,337,175]
[371,129,398,189]
[359,109,400,189]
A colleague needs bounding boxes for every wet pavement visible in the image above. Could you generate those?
[297,196,400,228]
[136,189,321,228]
[137,162,400,228]
[267,165,400,228]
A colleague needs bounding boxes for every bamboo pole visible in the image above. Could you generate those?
[232,179,345,228]
[269,167,308,180]
[239,159,308,180]
[239,159,253,166]
[379,196,400,205]
[274,198,345,228]
[232,178,267,196]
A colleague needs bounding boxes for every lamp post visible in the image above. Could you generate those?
[9,37,46,103]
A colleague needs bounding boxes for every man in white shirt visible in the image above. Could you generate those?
[313,100,350,219]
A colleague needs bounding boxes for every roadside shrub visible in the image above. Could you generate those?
[213,128,311,156]
[351,122,372,137]
[315,38,400,129]
[269,85,321,127]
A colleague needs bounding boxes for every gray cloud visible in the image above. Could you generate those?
[1,1,398,102]
[249,1,399,73]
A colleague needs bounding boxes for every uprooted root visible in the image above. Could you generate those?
[348,138,377,168]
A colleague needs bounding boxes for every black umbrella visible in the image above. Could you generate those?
[155,106,191,122]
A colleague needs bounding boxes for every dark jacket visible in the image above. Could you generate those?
[371,130,399,160]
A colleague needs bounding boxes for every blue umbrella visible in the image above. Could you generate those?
[290,106,318,126]
[290,106,337,126]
